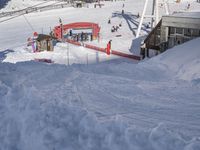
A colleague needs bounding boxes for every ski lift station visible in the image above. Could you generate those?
[141,12,200,58]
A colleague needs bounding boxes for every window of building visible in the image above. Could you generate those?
[169,27,175,34]
[176,28,183,34]
[191,29,200,37]
[184,28,191,37]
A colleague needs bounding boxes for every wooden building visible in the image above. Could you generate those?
[72,1,86,8]
[141,12,200,58]
[36,34,55,52]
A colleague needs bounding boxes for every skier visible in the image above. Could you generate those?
[90,34,93,41]
[115,25,119,32]
[187,3,190,10]
[32,32,38,52]
[69,29,72,36]
[119,22,122,27]
[108,18,111,24]
[111,26,115,32]
[81,32,84,41]
[137,12,140,18]
[122,9,124,15]
[106,40,112,55]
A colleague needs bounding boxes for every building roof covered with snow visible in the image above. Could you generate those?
[162,12,200,29]
[169,12,200,19]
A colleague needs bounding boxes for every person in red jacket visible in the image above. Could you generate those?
[106,40,112,55]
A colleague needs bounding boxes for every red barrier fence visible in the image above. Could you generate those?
[64,40,140,61]
[111,50,141,60]
[84,44,106,53]
[65,39,82,46]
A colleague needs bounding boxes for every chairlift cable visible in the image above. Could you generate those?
[22,15,35,32]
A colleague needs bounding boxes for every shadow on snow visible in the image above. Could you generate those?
[0,49,14,62]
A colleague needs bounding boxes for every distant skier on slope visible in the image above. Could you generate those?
[108,18,111,24]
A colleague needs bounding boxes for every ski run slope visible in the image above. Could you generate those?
[0,0,200,150]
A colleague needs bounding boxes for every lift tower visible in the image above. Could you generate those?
[136,0,169,38]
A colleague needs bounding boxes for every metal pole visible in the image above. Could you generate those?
[136,0,149,38]
[155,0,159,25]
[59,18,63,42]
[67,42,69,66]
[151,0,156,28]
[86,53,88,66]
[164,0,170,15]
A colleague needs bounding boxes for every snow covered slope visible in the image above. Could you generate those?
[0,0,200,149]
[150,37,200,81]
[0,0,43,11]
[0,36,200,150]
[0,0,63,12]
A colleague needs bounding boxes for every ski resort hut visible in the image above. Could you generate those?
[73,1,85,8]
[36,34,55,52]
[141,12,200,58]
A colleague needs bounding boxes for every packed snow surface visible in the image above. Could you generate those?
[0,38,200,150]
[0,0,200,150]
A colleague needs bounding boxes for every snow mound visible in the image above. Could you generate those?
[0,62,200,150]
[150,37,200,81]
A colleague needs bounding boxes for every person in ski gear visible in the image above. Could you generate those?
[106,40,112,55]
[108,18,111,24]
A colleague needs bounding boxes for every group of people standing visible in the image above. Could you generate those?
[108,18,122,33]
[111,24,122,32]
[67,30,93,42]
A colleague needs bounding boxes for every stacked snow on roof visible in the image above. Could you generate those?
[178,11,200,18]
[149,37,200,81]
[170,11,200,19]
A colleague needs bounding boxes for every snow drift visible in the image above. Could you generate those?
[149,37,200,81]
[0,58,200,150]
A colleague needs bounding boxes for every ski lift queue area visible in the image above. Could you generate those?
[53,22,100,42]
[64,28,93,42]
